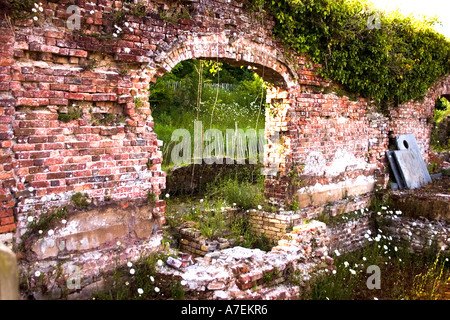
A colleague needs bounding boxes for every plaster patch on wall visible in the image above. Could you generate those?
[303,149,370,177]
[297,175,375,206]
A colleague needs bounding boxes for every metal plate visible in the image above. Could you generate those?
[393,150,430,190]
[395,134,432,185]
[386,151,405,189]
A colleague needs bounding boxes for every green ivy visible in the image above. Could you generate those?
[246,0,450,107]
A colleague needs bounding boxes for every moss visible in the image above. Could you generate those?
[134,96,144,109]
[147,192,157,206]
[129,2,147,17]
[58,106,83,123]
[8,0,35,20]
[71,193,90,209]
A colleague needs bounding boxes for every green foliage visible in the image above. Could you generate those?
[71,193,90,208]
[26,207,68,237]
[248,0,450,107]
[305,240,450,300]
[134,96,144,109]
[93,252,183,300]
[431,97,450,151]
[147,192,157,206]
[209,177,265,211]
[129,2,147,17]
[58,106,83,123]
[229,213,274,251]
[150,59,267,167]
[8,0,36,20]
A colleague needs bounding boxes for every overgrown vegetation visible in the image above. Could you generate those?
[431,97,450,152]
[247,0,450,110]
[71,192,91,208]
[164,187,274,252]
[304,240,450,300]
[58,106,83,123]
[93,252,186,300]
[150,59,268,168]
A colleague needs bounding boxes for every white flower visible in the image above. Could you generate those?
[127,262,133,268]
[154,287,160,293]
[362,257,367,261]
[130,268,135,275]
[34,271,41,277]
[349,269,356,275]
[334,249,340,257]
[381,206,387,210]
[38,230,43,234]
[180,280,187,286]
[39,7,43,12]
[332,270,337,275]
[137,288,144,295]
[33,16,38,21]
[113,33,118,37]
[124,22,129,27]
[125,281,129,286]
[383,245,388,250]
[221,207,225,212]
[90,10,95,14]
[257,205,262,210]
[200,199,204,203]
[117,241,121,246]
[32,8,37,12]
[165,193,170,198]
[34,3,39,8]
[27,216,34,222]
[150,276,155,282]
[394,246,398,252]
[28,187,34,192]
[233,203,236,206]
[129,27,134,32]
[61,219,67,224]
[343,261,349,267]
[157,260,163,267]
[48,229,54,236]
[374,297,378,300]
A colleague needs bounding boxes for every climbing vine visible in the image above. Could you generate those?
[246,0,450,108]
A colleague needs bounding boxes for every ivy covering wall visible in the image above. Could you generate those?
[247,0,450,107]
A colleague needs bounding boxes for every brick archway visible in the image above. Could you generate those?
[141,33,300,204]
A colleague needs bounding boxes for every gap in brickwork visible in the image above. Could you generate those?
[150,58,282,252]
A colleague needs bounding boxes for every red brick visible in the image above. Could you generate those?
[0,216,14,225]
[0,224,15,233]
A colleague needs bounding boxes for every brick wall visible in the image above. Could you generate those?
[0,0,447,298]
[0,22,17,236]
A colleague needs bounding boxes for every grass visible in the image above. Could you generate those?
[208,177,265,211]
[304,240,450,300]
[71,193,90,208]
[58,106,83,123]
[151,60,267,169]
[300,204,450,300]
[92,252,185,300]
[164,188,274,251]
